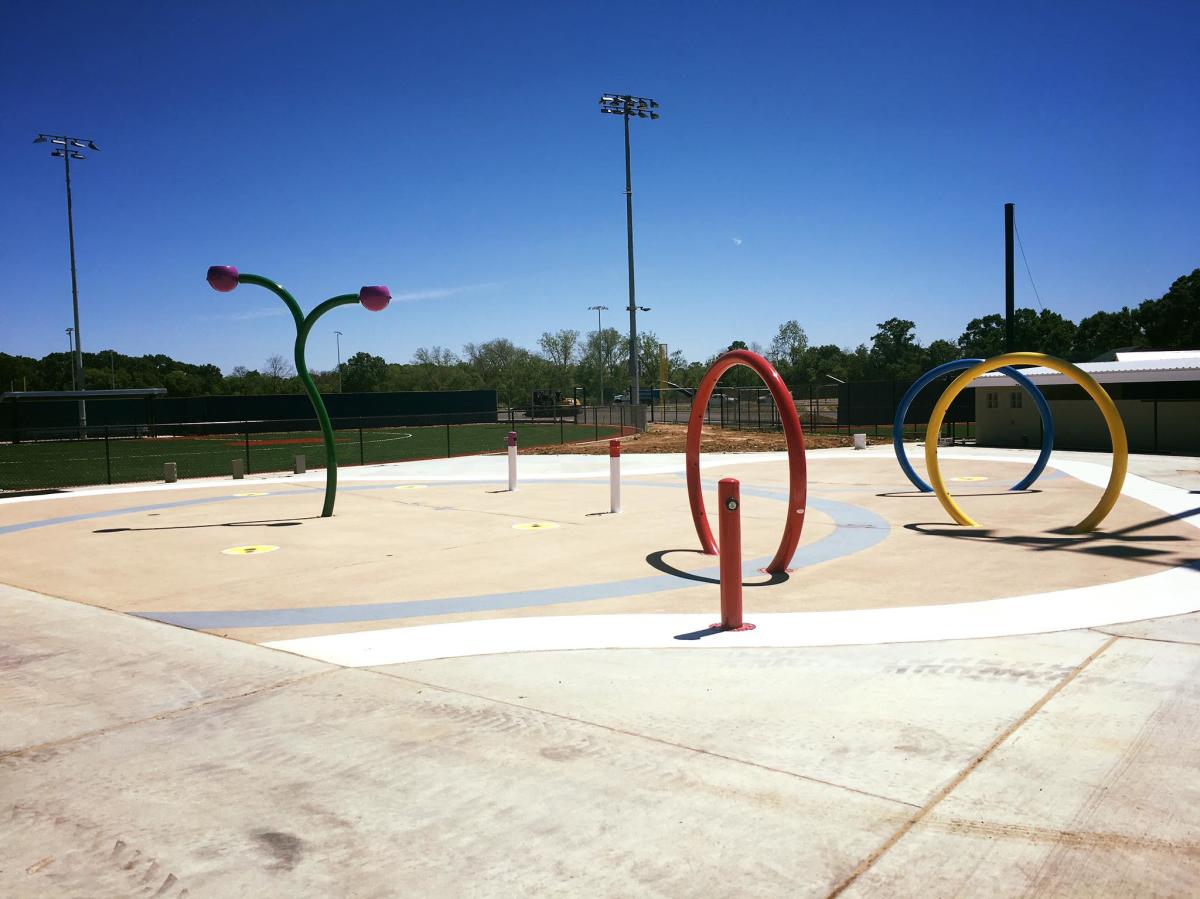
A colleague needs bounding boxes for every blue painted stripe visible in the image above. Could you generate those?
[133,491,889,630]
[0,493,274,536]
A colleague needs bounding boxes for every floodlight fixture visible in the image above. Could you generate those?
[587,305,610,405]
[32,131,100,432]
[597,92,661,407]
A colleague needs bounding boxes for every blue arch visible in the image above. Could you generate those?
[893,359,1053,493]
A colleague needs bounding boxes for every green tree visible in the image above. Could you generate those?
[577,327,623,403]
[957,313,1007,359]
[537,329,580,390]
[792,344,851,384]
[767,320,809,382]
[923,339,960,369]
[1136,269,1200,349]
[463,338,537,407]
[342,351,388,393]
[1072,307,1144,360]
[868,318,921,379]
[1018,309,1076,358]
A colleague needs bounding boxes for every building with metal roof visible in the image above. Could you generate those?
[970,351,1200,454]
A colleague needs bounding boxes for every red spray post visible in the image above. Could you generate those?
[715,478,755,631]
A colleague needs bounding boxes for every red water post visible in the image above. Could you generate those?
[717,478,754,631]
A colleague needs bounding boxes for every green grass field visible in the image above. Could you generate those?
[0,422,623,490]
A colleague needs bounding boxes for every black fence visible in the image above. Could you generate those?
[644,378,976,440]
[0,408,634,492]
[0,388,498,434]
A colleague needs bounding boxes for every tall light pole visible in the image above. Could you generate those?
[334,330,344,392]
[35,132,99,431]
[599,93,659,409]
[587,305,608,404]
[65,328,76,390]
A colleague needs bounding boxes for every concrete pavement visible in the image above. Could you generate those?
[3,584,1199,896]
[2,446,1198,896]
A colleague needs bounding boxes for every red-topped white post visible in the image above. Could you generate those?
[507,431,518,491]
[609,439,622,513]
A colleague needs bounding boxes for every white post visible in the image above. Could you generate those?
[163,462,177,483]
[507,431,518,491]
[609,439,621,513]
[294,454,306,474]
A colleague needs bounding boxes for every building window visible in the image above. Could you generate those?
[1010,392,1023,409]
[986,392,998,409]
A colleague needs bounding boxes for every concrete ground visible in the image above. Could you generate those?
[2,445,1198,896]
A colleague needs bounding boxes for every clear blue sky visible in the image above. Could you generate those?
[3,0,1197,374]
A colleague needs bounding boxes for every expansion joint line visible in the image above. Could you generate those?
[0,669,334,762]
[381,670,917,810]
[825,635,1120,898]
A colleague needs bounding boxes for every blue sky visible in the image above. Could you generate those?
[3,1,1197,374]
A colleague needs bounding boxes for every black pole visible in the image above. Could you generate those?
[104,426,111,485]
[624,112,639,408]
[1005,203,1015,353]
[62,149,88,431]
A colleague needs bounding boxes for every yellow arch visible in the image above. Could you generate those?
[924,352,1128,533]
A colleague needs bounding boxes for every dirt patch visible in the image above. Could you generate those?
[520,423,885,455]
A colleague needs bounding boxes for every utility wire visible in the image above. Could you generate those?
[1013,221,1045,311]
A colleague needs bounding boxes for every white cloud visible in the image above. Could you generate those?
[391,282,501,303]
[732,237,744,246]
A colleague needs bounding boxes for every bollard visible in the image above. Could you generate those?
[507,431,518,491]
[294,454,306,474]
[853,433,867,450]
[163,462,177,483]
[609,439,621,513]
[716,478,755,631]
[231,459,245,480]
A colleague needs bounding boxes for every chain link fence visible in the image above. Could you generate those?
[0,409,633,491]
[644,380,976,442]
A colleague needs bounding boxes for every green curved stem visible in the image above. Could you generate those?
[297,294,358,516]
[238,273,357,518]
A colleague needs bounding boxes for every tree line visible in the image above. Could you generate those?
[3,269,1195,408]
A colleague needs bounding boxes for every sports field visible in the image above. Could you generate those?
[0,421,623,490]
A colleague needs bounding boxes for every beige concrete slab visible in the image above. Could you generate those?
[842,637,1200,897]
[1,458,1193,646]
[1094,611,1200,645]
[0,584,330,755]
[1,663,910,897]
[385,633,1108,807]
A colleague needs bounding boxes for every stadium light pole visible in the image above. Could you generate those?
[587,305,608,404]
[35,132,99,431]
[599,93,659,410]
[65,328,76,390]
[335,330,344,392]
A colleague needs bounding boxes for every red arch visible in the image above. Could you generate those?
[685,350,808,573]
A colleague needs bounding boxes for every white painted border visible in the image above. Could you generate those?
[263,454,1200,666]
